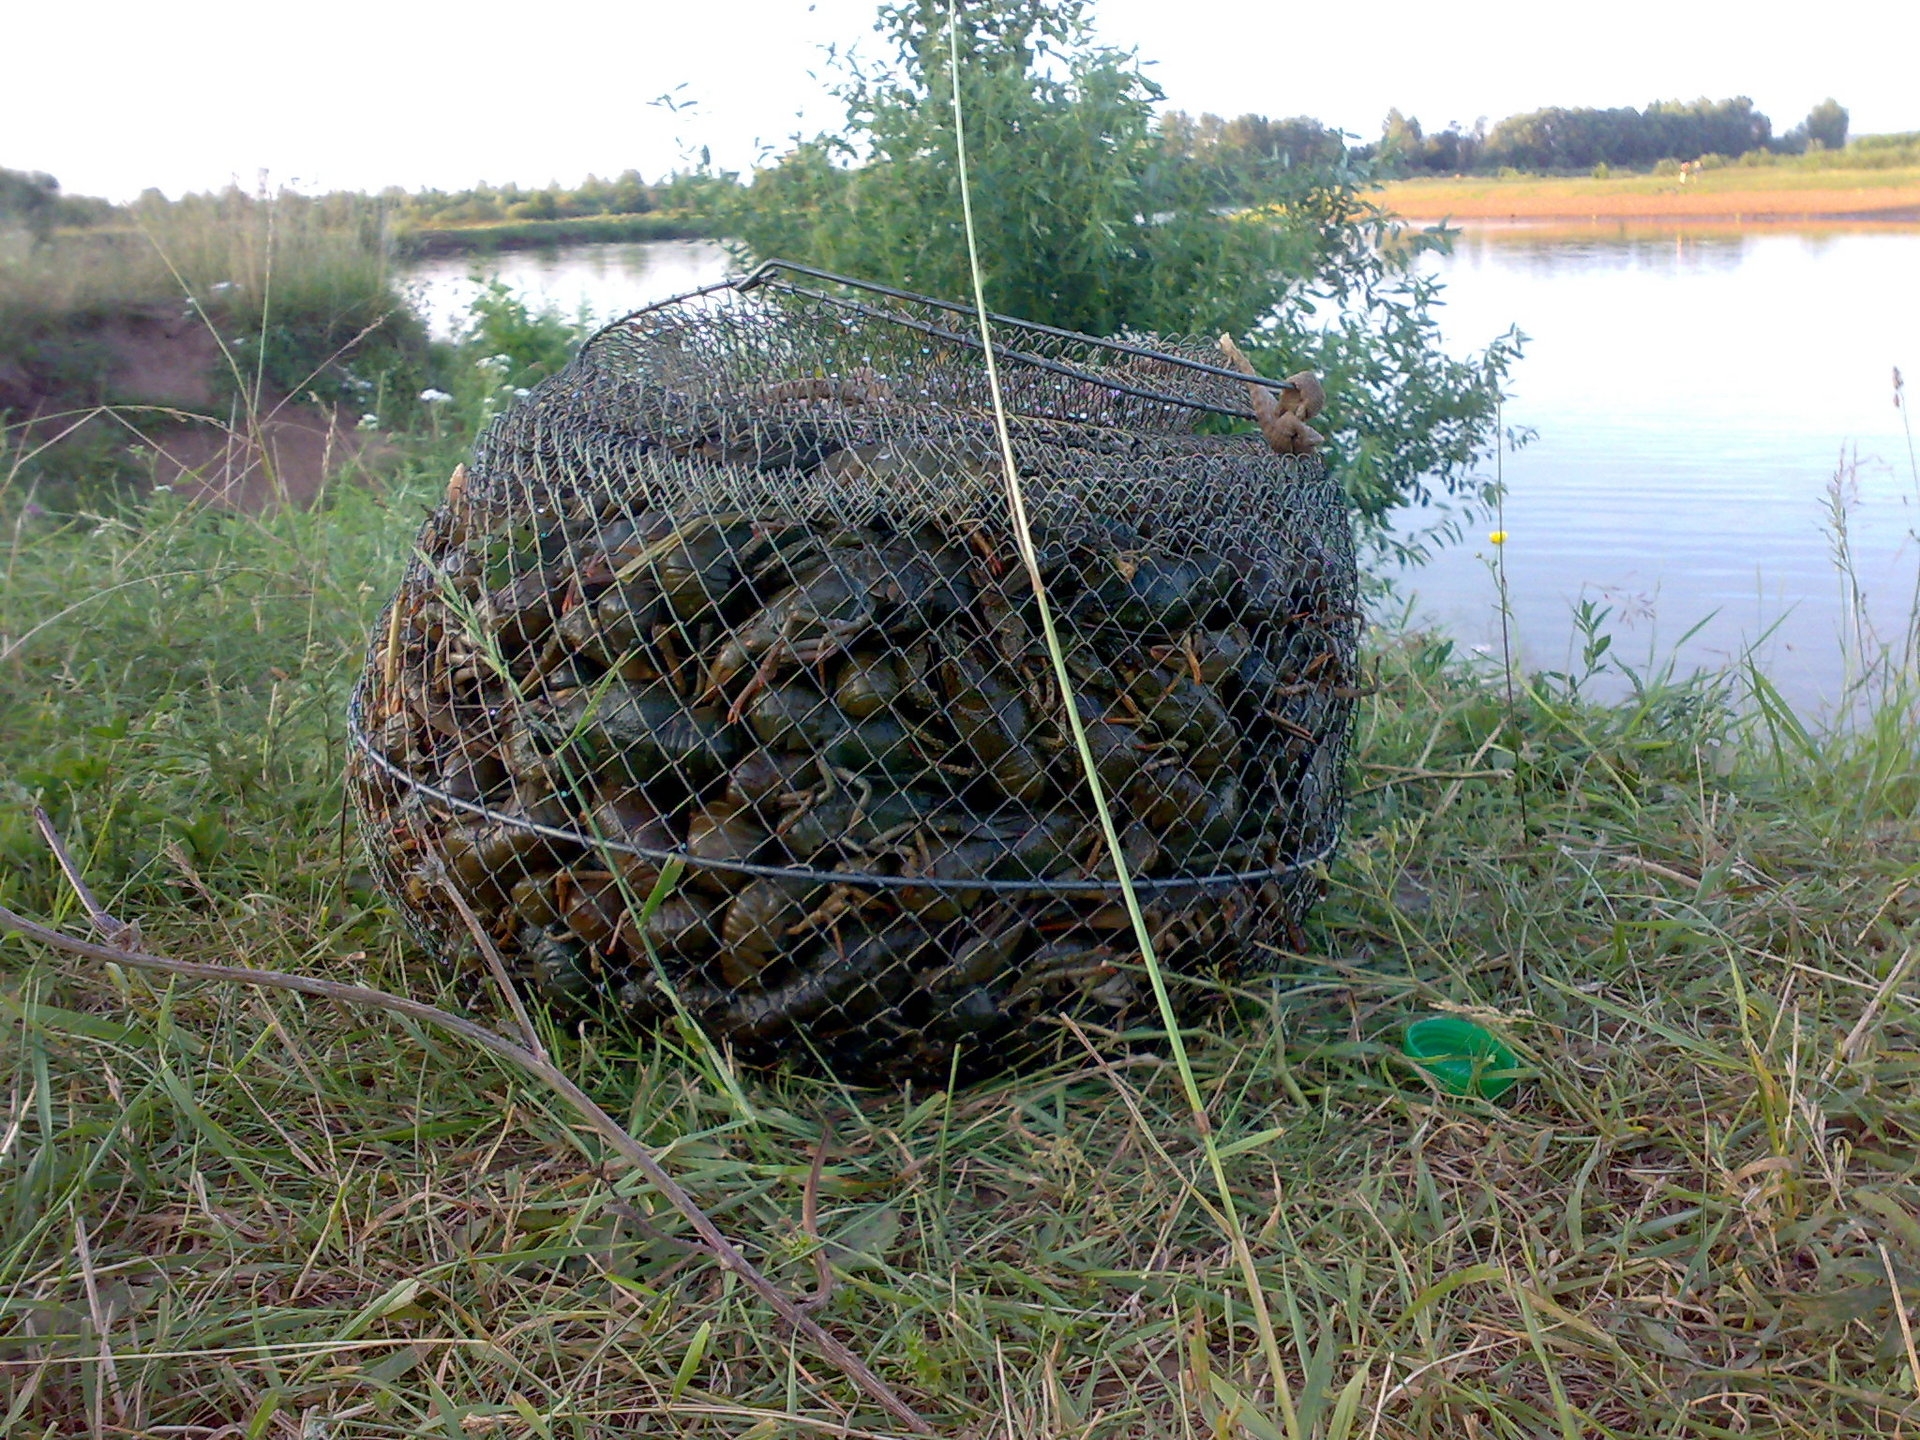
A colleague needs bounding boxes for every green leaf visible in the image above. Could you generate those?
[670,1319,712,1401]
[334,1277,424,1343]
[825,1205,902,1273]
[1401,1262,1505,1321]
[1213,1124,1289,1159]
[1208,1374,1285,1440]
[1326,1364,1371,1440]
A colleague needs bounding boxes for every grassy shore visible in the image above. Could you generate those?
[3,434,1918,1435]
[1381,166,1920,222]
[396,213,717,257]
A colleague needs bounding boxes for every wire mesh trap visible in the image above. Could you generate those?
[347,261,1361,1084]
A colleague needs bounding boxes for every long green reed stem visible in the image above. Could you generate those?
[1897,367,1916,496]
[1490,401,1529,839]
[1894,368,1920,673]
[944,14,1301,1434]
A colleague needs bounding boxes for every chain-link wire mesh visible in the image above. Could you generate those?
[348,262,1360,1084]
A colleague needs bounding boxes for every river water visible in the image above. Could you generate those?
[1397,223,1920,715]
[406,228,1920,715]
[405,239,735,338]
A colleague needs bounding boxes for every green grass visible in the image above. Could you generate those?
[3,452,1918,1436]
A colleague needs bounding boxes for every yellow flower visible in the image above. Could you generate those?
[1489,530,1508,545]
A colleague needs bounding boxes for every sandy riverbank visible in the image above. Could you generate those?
[1379,167,1920,223]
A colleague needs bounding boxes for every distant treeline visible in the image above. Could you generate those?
[399,212,715,255]
[1142,99,1920,191]
[0,168,709,246]
[1367,97,1860,176]
[1129,99,1908,190]
[380,170,670,226]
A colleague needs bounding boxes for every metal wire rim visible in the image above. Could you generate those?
[588,259,1294,425]
[348,683,1339,897]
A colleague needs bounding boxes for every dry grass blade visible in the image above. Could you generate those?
[70,1209,127,1430]
[439,874,548,1064]
[1880,1242,1920,1406]
[800,1124,836,1311]
[4,818,934,1437]
[1834,943,1920,1069]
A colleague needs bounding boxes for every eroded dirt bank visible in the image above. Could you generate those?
[4,303,382,509]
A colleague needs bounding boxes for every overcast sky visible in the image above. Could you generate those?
[12,0,1917,201]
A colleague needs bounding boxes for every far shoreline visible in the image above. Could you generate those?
[393,212,718,257]
[1378,168,1920,225]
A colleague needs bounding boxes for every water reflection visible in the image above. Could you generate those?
[403,239,734,339]
[1451,226,1750,278]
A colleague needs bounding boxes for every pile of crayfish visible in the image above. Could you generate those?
[352,448,1353,1082]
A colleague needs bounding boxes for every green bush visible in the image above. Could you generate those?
[721,0,1519,530]
[413,278,592,440]
[218,271,430,412]
[459,278,584,385]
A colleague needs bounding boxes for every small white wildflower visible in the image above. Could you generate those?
[357,413,381,430]
[418,388,453,404]
[210,280,235,293]
[512,387,531,399]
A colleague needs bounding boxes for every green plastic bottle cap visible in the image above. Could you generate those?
[1401,1016,1521,1100]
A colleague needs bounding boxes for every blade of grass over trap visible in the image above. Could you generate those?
[945,12,1302,1434]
